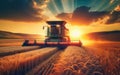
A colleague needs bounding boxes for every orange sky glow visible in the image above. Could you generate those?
[0,20,120,36]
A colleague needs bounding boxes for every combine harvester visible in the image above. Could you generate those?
[22,21,82,48]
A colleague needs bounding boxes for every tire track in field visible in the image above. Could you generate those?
[26,50,63,75]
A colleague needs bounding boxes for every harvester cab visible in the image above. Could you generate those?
[44,21,70,42]
[22,21,82,47]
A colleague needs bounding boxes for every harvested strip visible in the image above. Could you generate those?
[0,47,57,75]
[0,46,40,57]
[26,50,62,75]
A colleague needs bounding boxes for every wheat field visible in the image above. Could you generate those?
[0,41,120,75]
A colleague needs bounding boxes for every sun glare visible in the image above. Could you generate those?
[69,26,82,41]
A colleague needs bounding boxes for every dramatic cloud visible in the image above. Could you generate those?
[105,5,120,24]
[92,5,120,25]
[56,13,72,23]
[114,5,120,11]
[0,0,119,24]
[68,6,108,25]
[57,6,120,25]
[90,15,110,25]
[106,11,120,24]
[0,0,48,22]
[71,6,91,25]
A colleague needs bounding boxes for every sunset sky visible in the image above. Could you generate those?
[0,0,120,35]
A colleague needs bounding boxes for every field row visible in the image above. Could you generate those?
[0,46,40,57]
[47,46,104,75]
[0,47,58,75]
[84,45,120,75]
[26,50,63,75]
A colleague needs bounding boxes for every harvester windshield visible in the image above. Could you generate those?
[48,24,61,37]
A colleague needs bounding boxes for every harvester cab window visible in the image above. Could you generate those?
[51,24,60,37]
[56,24,61,34]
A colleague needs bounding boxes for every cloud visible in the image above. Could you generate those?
[110,0,115,4]
[56,6,120,26]
[105,5,120,24]
[106,11,120,24]
[56,13,72,23]
[91,10,120,25]
[35,0,50,8]
[90,15,110,25]
[71,6,108,25]
[114,5,120,11]
[92,4,120,25]
[0,0,48,22]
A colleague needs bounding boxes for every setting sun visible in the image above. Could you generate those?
[69,26,82,41]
